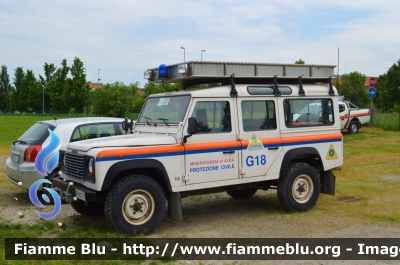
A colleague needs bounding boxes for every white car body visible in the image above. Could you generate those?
[338,101,370,133]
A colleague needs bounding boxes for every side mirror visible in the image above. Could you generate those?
[187,117,197,135]
[122,119,134,134]
[183,117,196,143]
[122,119,128,131]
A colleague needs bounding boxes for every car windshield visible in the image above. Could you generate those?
[138,95,191,125]
[17,122,55,145]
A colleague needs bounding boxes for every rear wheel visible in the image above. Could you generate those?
[226,188,257,199]
[105,175,165,235]
[348,121,359,134]
[278,163,320,212]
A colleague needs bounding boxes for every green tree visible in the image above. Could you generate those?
[143,83,183,98]
[63,57,89,112]
[13,67,25,111]
[51,59,70,111]
[336,71,368,107]
[24,70,41,111]
[295,59,305,64]
[0,65,12,111]
[39,63,57,113]
[92,82,138,117]
[375,59,400,112]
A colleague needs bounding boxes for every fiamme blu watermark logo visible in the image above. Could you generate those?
[28,129,62,219]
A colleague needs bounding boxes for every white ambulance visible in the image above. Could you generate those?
[51,61,343,235]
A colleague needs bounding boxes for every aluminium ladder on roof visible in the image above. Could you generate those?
[144,61,337,96]
[145,61,336,86]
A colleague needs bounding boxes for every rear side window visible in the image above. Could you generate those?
[241,100,277,131]
[17,122,55,145]
[284,99,334,127]
[71,123,118,141]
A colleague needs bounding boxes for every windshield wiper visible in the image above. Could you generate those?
[142,116,152,126]
[158,118,170,126]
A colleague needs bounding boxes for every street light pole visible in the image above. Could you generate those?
[201,50,206,61]
[181,47,185,62]
[98,69,101,84]
[43,86,44,114]
[10,92,11,113]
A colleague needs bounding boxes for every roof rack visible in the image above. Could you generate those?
[144,61,336,97]
[145,61,335,83]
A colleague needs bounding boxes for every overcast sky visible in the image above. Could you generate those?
[1,0,399,87]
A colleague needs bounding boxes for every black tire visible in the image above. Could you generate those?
[277,163,320,212]
[226,189,257,199]
[104,175,165,235]
[71,200,104,216]
[347,121,359,134]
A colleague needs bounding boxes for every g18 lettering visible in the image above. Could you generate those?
[246,155,266,167]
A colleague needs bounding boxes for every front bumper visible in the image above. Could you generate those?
[50,177,97,203]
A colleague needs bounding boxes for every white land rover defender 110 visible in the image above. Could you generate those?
[51,61,343,235]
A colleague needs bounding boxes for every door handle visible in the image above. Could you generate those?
[223,151,235,154]
[268,147,279,150]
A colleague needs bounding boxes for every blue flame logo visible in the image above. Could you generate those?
[29,179,61,219]
[29,129,62,219]
[35,129,60,176]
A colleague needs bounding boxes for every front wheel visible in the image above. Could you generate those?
[277,163,320,212]
[105,175,165,235]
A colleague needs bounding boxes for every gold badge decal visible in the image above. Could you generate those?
[326,144,338,160]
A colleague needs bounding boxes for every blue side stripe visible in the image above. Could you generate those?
[281,138,342,147]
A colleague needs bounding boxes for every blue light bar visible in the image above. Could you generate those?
[158,64,169,79]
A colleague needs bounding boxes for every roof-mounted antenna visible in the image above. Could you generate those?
[298,76,305,96]
[328,76,335,96]
[230,74,238,97]
[273,75,281,96]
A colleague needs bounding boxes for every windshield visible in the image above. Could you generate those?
[138,95,191,125]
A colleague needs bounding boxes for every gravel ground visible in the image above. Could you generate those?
[1,154,399,265]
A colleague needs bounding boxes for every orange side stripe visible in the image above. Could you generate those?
[97,145,184,158]
[282,133,342,144]
[184,140,239,151]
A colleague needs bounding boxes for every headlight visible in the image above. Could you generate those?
[88,158,95,176]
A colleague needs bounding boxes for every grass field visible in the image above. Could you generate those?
[372,112,400,131]
[0,116,400,264]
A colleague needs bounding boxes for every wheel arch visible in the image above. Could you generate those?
[101,159,172,194]
[279,147,323,178]
[350,118,361,127]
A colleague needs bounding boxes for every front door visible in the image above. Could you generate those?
[184,99,240,185]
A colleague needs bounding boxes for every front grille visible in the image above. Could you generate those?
[64,153,85,179]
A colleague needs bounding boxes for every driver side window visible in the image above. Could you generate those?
[191,101,231,133]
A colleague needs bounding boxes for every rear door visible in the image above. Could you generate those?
[238,99,282,178]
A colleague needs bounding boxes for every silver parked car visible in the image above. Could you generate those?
[6,117,125,190]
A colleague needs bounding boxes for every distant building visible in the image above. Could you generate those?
[89,82,104,90]
[137,88,146,95]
